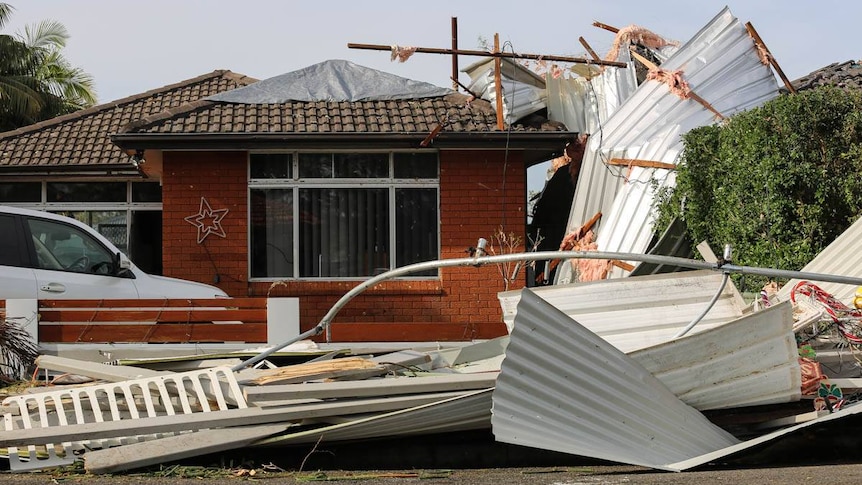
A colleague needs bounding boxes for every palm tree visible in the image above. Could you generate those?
[0,3,96,131]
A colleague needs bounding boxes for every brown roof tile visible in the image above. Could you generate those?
[0,70,257,171]
[122,92,559,135]
[791,60,862,92]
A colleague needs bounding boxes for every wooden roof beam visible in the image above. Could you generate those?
[347,43,628,68]
[608,158,677,170]
[745,21,796,94]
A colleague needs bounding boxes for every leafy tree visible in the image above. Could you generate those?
[0,3,96,131]
[655,86,862,290]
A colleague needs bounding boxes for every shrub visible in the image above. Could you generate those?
[655,86,862,290]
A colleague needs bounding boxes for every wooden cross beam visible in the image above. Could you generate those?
[608,158,677,170]
[347,43,628,69]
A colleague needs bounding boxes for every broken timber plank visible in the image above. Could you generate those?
[579,36,601,62]
[35,355,166,382]
[610,260,636,272]
[248,356,382,385]
[244,373,497,404]
[608,158,677,170]
[346,42,627,68]
[745,22,796,94]
[84,424,290,475]
[0,391,470,447]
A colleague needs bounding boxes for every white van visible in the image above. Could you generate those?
[0,206,227,299]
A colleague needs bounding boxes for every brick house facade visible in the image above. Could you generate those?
[160,148,528,341]
[1,62,573,342]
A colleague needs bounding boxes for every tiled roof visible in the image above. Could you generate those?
[120,93,564,135]
[0,70,257,171]
[791,60,862,91]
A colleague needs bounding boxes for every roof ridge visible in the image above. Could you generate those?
[120,99,216,133]
[0,69,258,140]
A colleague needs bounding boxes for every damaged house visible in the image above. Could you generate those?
[9,4,862,477]
[0,59,574,344]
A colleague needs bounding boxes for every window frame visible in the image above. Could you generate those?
[248,150,440,281]
[0,179,163,258]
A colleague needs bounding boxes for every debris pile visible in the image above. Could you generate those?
[1,340,504,474]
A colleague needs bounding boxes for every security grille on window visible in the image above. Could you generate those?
[249,152,440,279]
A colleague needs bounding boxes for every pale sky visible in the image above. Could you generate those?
[3,1,856,104]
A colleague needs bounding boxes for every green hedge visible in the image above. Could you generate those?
[655,86,862,290]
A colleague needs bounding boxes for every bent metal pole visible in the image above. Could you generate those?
[232,249,862,371]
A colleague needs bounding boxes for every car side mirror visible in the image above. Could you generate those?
[114,252,133,277]
[117,252,132,270]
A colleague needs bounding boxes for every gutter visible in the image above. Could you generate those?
[110,131,576,152]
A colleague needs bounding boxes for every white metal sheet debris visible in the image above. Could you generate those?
[499,270,747,351]
[557,7,780,283]
[492,289,740,471]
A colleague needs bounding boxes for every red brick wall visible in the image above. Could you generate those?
[162,151,249,296]
[162,149,527,341]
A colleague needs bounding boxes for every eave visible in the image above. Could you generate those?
[110,132,575,165]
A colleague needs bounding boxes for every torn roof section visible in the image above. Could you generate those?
[461,58,548,125]
[493,287,862,472]
[207,59,452,103]
[492,289,740,471]
[556,6,780,283]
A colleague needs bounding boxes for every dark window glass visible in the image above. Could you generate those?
[395,188,438,275]
[394,152,439,179]
[298,153,333,178]
[0,182,41,202]
[0,214,23,266]
[333,153,389,178]
[298,188,389,277]
[47,182,126,202]
[250,153,292,179]
[131,182,162,202]
[249,189,294,278]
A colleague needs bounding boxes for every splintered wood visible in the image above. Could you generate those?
[248,357,384,385]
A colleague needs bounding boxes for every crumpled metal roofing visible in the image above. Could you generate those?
[630,301,800,410]
[256,388,493,446]
[492,289,740,471]
[499,270,747,352]
[493,288,862,472]
[557,7,779,282]
[545,44,639,136]
[498,272,799,410]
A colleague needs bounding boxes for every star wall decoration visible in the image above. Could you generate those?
[184,197,229,244]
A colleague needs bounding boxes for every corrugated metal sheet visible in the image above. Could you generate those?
[545,48,639,135]
[498,270,748,352]
[463,58,548,124]
[492,289,740,471]
[630,301,801,410]
[777,214,862,305]
[493,289,862,471]
[257,388,492,446]
[557,7,779,283]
